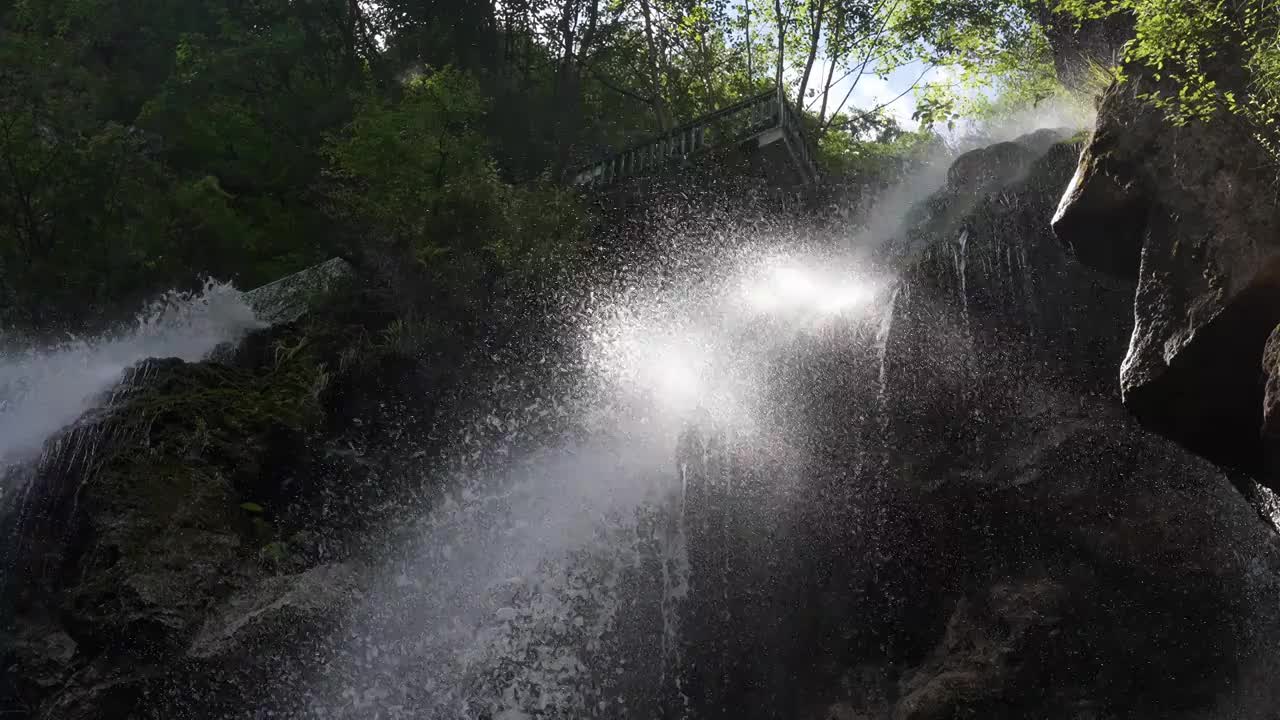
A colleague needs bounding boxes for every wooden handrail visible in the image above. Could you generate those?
[571,86,819,188]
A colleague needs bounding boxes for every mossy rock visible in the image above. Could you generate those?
[43,351,325,645]
[5,275,465,718]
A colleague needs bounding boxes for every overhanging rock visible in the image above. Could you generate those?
[1053,78,1280,482]
[242,257,357,325]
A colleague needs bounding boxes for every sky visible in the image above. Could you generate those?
[800,58,951,129]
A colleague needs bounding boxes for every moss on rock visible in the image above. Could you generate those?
[55,346,329,649]
[3,279,423,717]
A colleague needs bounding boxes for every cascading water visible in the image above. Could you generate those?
[25,118,1273,720]
[296,240,892,719]
[0,280,261,490]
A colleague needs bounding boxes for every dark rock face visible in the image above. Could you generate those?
[7,123,1280,720]
[3,356,316,718]
[870,133,1280,719]
[0,290,439,719]
[703,132,1280,719]
[878,414,1280,719]
[1263,325,1280,476]
[1052,71,1280,482]
[666,131,1280,720]
[1049,107,1152,278]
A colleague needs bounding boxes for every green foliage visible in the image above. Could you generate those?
[817,118,938,178]
[1054,0,1280,164]
[326,70,493,249]
[0,0,1083,331]
[888,0,1058,122]
[0,0,362,328]
[0,90,174,324]
[326,67,583,312]
[0,0,592,331]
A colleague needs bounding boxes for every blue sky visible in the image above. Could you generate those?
[801,58,948,128]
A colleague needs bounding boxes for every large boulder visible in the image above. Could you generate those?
[880,409,1280,720]
[1,350,325,718]
[0,283,440,719]
[1052,50,1280,481]
[866,131,1280,718]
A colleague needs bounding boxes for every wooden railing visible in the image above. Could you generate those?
[571,87,820,188]
[778,92,819,186]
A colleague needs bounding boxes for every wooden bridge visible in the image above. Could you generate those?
[571,87,820,189]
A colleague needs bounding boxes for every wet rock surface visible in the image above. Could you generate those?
[0,287,441,719]
[866,131,1280,719]
[1262,324,1280,478]
[674,131,1280,719]
[1053,67,1280,480]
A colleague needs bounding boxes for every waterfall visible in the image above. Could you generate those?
[299,245,892,718]
[874,284,900,414]
[955,229,970,336]
[0,280,261,482]
[660,450,692,713]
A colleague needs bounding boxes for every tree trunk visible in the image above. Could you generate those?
[773,0,786,94]
[795,0,826,106]
[817,16,842,126]
[551,0,603,178]
[550,0,580,178]
[640,0,672,130]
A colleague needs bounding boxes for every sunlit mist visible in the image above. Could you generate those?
[739,257,880,318]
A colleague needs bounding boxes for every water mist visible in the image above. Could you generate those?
[297,235,892,718]
[0,281,261,480]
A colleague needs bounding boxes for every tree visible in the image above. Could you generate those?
[1055,0,1280,165]
[0,0,1075,332]
[325,67,582,328]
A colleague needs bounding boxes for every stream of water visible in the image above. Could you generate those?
[291,240,893,718]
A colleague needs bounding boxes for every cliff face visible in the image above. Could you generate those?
[861,131,1280,719]
[668,131,1280,720]
[1053,64,1280,486]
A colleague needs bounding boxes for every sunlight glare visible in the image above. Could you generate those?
[743,261,874,317]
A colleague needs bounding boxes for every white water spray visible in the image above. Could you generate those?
[303,242,889,718]
[0,280,262,472]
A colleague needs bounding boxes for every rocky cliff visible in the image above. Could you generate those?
[7,88,1280,720]
[862,129,1280,719]
[667,129,1280,719]
[0,284,448,718]
[1050,23,1280,488]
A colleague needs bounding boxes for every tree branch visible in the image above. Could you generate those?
[587,66,657,104]
[820,0,906,131]
[828,62,935,132]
